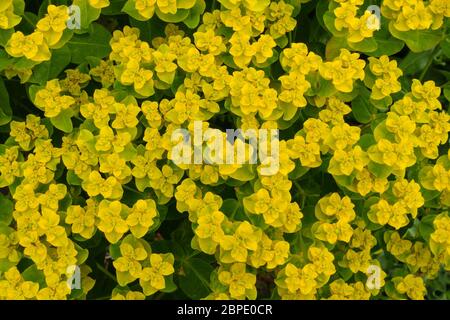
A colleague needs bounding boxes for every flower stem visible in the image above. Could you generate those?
[419,47,440,82]
[95,262,117,283]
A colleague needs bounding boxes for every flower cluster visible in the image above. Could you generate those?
[0,0,449,301]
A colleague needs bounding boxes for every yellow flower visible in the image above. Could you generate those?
[194,29,226,56]
[65,201,97,239]
[113,242,148,281]
[368,199,409,230]
[38,183,67,210]
[267,1,297,39]
[97,200,129,243]
[156,0,177,14]
[0,146,22,187]
[152,44,177,84]
[0,267,39,300]
[328,146,369,176]
[266,240,290,269]
[282,263,318,296]
[112,102,141,129]
[6,31,51,62]
[120,60,154,96]
[219,221,262,263]
[134,0,156,19]
[111,290,146,300]
[393,2,433,31]
[82,171,123,200]
[34,80,76,118]
[368,55,402,100]
[218,263,256,300]
[229,31,256,69]
[394,275,426,300]
[411,80,441,111]
[60,69,91,96]
[328,279,370,300]
[319,49,365,93]
[89,0,110,9]
[392,179,424,217]
[243,188,288,226]
[194,210,225,254]
[279,71,311,108]
[126,199,158,238]
[386,231,412,257]
[431,213,450,246]
[99,153,132,181]
[90,60,116,88]
[229,67,278,119]
[286,135,321,167]
[36,5,69,47]
[139,253,174,296]
[38,208,69,247]
[253,34,276,64]
[316,193,356,223]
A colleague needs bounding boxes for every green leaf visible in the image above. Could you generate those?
[183,0,206,29]
[0,78,12,126]
[323,11,345,37]
[0,50,12,72]
[274,35,288,49]
[67,170,82,186]
[0,194,13,225]
[103,0,127,15]
[122,0,149,21]
[315,0,328,30]
[18,12,38,34]
[419,214,437,243]
[22,264,46,287]
[288,161,309,180]
[161,275,177,293]
[129,18,153,43]
[358,134,376,151]
[399,50,432,76]
[29,46,72,85]
[67,23,112,64]
[73,0,102,30]
[348,37,377,53]
[109,243,121,260]
[441,34,450,58]
[75,243,89,264]
[229,164,255,181]
[325,36,348,60]
[443,82,450,102]
[351,87,375,124]
[156,8,190,23]
[368,161,392,179]
[51,108,73,133]
[0,29,14,47]
[388,23,442,53]
[0,258,16,272]
[179,258,213,299]
[370,19,404,57]
[221,199,245,220]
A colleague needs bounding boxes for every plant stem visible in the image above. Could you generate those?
[95,263,117,283]
[23,13,36,28]
[123,185,141,194]
[419,47,440,82]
